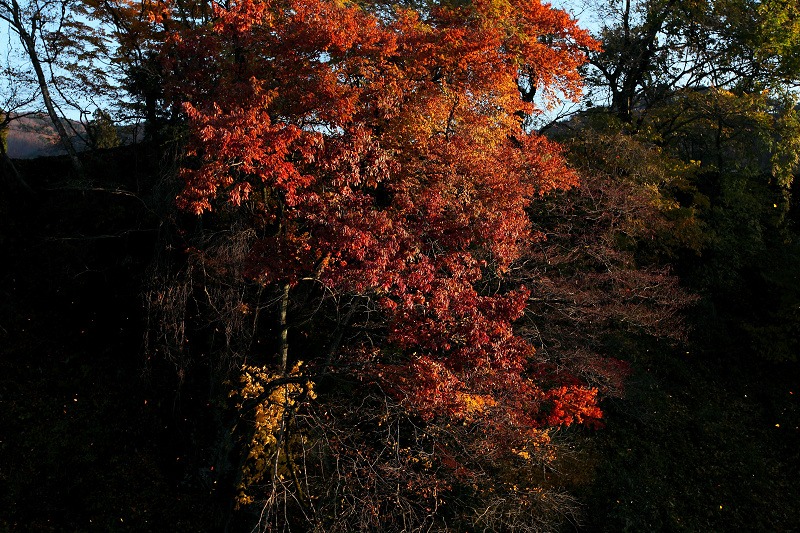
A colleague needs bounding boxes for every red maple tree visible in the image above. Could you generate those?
[159,0,608,527]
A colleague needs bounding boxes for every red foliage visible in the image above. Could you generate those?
[161,0,611,519]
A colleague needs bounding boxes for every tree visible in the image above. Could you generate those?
[86,108,120,149]
[565,0,800,361]
[83,0,205,138]
[520,168,697,397]
[0,50,37,192]
[580,0,800,125]
[645,88,800,360]
[0,0,143,173]
[152,0,622,528]
[0,0,85,174]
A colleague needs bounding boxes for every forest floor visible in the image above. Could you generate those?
[576,338,800,532]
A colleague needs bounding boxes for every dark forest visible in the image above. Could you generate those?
[1,0,799,530]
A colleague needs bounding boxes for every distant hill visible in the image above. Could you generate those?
[6,114,141,159]
[6,114,87,159]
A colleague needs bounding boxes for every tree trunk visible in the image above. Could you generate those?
[10,0,84,177]
[279,283,290,374]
